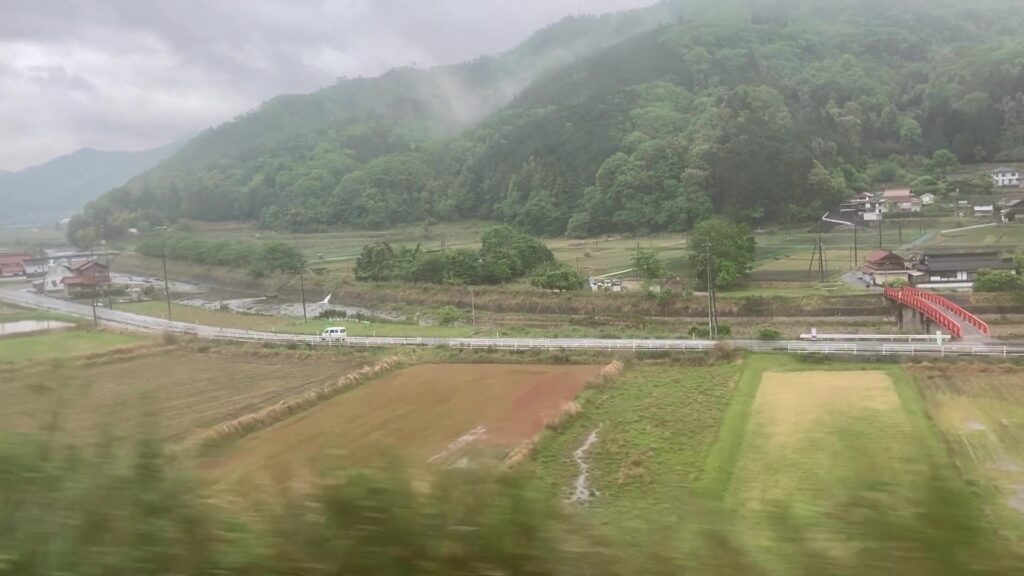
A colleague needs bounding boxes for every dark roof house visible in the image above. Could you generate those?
[912,251,1016,286]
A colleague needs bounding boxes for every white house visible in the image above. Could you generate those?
[974,204,995,217]
[920,193,936,205]
[40,264,74,293]
[992,167,1020,187]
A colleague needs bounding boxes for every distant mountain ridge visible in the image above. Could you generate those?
[73,0,1024,244]
[1,141,183,225]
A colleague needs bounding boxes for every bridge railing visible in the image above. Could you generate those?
[903,286,990,336]
[883,287,963,339]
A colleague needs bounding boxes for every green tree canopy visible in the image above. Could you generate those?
[688,218,756,289]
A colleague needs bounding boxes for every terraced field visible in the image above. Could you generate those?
[203,363,602,487]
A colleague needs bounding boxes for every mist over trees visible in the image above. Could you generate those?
[68,0,1024,245]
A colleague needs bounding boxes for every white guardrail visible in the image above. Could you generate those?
[3,290,1024,358]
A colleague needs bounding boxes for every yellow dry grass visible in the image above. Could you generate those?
[752,371,901,445]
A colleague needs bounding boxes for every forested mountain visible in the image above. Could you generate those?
[1,141,182,225]
[71,0,1024,244]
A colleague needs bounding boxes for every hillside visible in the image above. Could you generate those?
[71,0,1024,245]
[1,141,183,225]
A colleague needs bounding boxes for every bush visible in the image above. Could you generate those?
[435,305,463,326]
[531,262,585,291]
[689,324,731,338]
[757,327,783,341]
[974,270,1024,292]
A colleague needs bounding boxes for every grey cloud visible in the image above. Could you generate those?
[1,0,657,171]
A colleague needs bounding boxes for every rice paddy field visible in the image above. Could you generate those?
[532,355,1017,573]
[911,363,1024,541]
[531,362,741,525]
[923,222,1024,253]
[4,330,1024,572]
[0,329,145,365]
[202,363,602,487]
[0,346,385,444]
[718,366,955,569]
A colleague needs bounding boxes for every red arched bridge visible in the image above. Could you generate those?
[883,286,991,340]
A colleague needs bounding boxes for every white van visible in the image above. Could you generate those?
[320,326,347,341]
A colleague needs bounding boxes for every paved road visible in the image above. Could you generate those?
[3,288,1024,358]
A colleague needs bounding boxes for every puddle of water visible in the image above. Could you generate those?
[1009,486,1024,515]
[964,420,987,432]
[0,320,75,337]
[570,426,602,504]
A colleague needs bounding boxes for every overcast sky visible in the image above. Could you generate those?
[0,0,657,172]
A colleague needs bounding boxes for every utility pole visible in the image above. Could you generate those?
[853,223,858,268]
[162,253,172,322]
[878,218,883,248]
[298,265,307,323]
[470,287,477,328]
[704,244,718,340]
[104,241,112,310]
[898,220,903,244]
[293,238,308,323]
[91,289,98,326]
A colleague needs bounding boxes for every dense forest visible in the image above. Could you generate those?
[69,0,1024,245]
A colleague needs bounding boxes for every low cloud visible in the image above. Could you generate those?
[1,0,656,171]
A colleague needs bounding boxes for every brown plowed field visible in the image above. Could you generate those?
[203,363,601,485]
[0,349,381,444]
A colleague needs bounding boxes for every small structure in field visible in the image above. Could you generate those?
[862,250,909,286]
[974,204,995,217]
[911,251,1017,289]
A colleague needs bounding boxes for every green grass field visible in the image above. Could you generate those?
[0,330,145,365]
[532,355,1011,573]
[531,362,741,527]
[925,222,1024,253]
